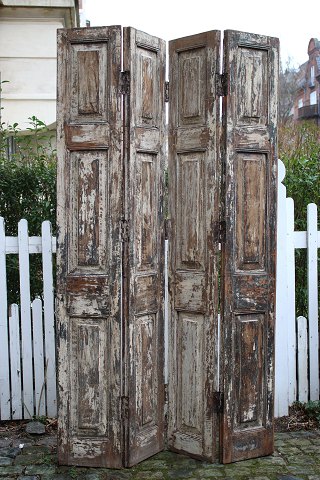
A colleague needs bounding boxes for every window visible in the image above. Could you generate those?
[310,65,315,86]
[310,91,317,105]
[298,98,303,108]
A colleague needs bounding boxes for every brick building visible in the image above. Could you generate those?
[293,38,320,124]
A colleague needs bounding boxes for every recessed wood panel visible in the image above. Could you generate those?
[235,153,266,271]
[135,315,156,428]
[236,47,268,125]
[136,48,158,126]
[70,43,108,123]
[234,314,265,430]
[178,313,204,433]
[136,153,157,270]
[69,151,108,273]
[177,152,204,270]
[77,50,100,114]
[178,47,205,126]
[70,318,108,436]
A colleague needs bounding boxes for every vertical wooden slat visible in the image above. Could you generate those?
[32,298,46,417]
[123,27,166,466]
[0,217,11,420]
[42,220,57,417]
[221,30,279,463]
[275,160,289,417]
[168,30,220,462]
[56,26,123,468]
[286,198,297,404]
[18,219,34,418]
[307,203,319,400]
[9,304,22,420]
[297,316,308,403]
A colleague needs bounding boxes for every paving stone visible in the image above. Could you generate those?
[26,421,46,435]
[277,475,305,480]
[0,445,22,458]
[106,472,133,480]
[17,476,41,480]
[25,464,57,475]
[167,469,196,478]
[137,460,168,471]
[0,455,13,466]
[23,445,52,455]
[15,452,53,465]
[0,438,12,448]
[196,469,225,477]
[287,439,313,447]
[132,471,164,479]
[0,464,25,477]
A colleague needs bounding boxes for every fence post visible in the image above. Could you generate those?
[297,316,308,403]
[307,203,319,400]
[9,304,23,419]
[286,198,297,405]
[275,160,289,417]
[0,217,10,420]
[18,219,34,418]
[42,220,57,417]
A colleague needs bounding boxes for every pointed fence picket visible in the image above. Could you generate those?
[0,217,56,420]
[0,158,319,420]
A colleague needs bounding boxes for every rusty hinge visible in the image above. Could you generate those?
[121,396,129,421]
[120,218,129,242]
[216,73,227,97]
[213,391,224,414]
[120,70,130,95]
[164,218,170,240]
[213,220,226,244]
[164,383,169,403]
[165,81,169,102]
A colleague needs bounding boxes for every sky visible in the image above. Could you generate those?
[84,0,319,68]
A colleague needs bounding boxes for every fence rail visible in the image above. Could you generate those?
[0,160,319,420]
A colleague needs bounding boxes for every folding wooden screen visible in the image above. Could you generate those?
[56,26,278,468]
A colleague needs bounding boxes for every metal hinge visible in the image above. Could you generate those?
[120,71,130,95]
[165,81,169,102]
[121,396,129,421]
[213,220,226,244]
[213,392,224,414]
[216,73,227,97]
[164,383,169,403]
[121,218,129,242]
[164,218,170,240]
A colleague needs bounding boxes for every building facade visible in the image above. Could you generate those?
[293,38,320,124]
[0,0,81,133]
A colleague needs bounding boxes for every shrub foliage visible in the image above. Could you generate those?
[279,121,320,317]
[0,115,57,305]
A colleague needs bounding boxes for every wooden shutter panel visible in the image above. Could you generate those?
[56,26,123,468]
[220,30,279,463]
[123,27,166,467]
[168,31,221,461]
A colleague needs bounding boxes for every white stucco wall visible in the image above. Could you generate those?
[0,3,78,131]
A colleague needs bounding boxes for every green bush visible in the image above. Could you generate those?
[0,115,57,305]
[279,121,320,317]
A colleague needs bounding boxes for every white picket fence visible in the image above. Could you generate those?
[0,218,57,420]
[275,159,320,417]
[0,159,319,420]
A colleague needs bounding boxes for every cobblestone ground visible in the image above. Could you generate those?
[0,430,320,480]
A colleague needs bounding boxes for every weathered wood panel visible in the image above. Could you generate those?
[56,26,123,468]
[123,27,166,467]
[168,31,220,462]
[220,30,279,463]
